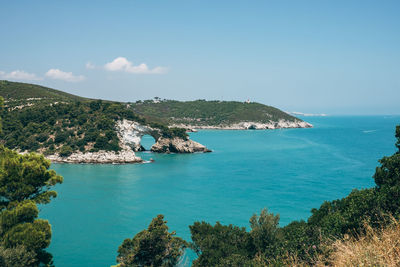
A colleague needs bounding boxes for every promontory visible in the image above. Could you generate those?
[0,80,311,163]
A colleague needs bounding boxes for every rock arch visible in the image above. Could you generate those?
[116,119,211,154]
[116,120,161,152]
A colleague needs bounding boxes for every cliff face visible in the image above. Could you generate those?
[116,120,161,152]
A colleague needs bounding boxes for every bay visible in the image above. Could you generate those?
[40,116,400,266]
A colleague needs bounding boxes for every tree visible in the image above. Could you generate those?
[249,208,282,259]
[0,100,63,265]
[0,245,37,267]
[94,135,109,150]
[117,215,187,267]
[187,126,400,266]
[0,148,63,208]
[396,125,400,153]
[189,221,253,267]
[59,145,73,157]
[0,97,3,132]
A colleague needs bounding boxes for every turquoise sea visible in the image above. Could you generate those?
[41,116,400,267]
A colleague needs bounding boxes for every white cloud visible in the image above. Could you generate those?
[0,70,42,81]
[104,57,167,74]
[45,69,85,82]
[86,62,95,69]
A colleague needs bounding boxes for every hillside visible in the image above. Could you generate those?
[0,81,190,160]
[0,81,309,161]
[0,80,87,108]
[0,81,309,129]
[132,99,307,128]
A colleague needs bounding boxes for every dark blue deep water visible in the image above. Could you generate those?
[41,116,400,266]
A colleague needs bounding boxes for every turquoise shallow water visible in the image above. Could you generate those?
[41,116,400,267]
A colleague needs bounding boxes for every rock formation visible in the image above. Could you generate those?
[151,137,211,153]
[116,120,160,152]
[46,119,211,163]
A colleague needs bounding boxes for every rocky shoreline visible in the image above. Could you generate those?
[171,120,313,131]
[46,138,211,164]
[46,150,143,164]
[43,119,311,164]
[45,119,211,164]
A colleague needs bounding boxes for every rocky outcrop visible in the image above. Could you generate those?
[117,119,211,154]
[46,150,143,164]
[151,137,212,153]
[171,120,313,130]
[116,120,160,151]
[45,119,211,163]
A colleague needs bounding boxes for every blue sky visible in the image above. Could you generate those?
[1,0,399,114]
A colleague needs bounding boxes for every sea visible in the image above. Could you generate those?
[40,115,400,266]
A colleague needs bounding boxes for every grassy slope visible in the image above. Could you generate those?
[0,80,87,108]
[132,100,300,126]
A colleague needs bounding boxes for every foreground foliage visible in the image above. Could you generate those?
[322,218,400,267]
[0,96,63,266]
[188,125,400,266]
[117,215,187,267]
[119,125,400,266]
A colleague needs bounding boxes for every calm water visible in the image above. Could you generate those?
[41,116,400,267]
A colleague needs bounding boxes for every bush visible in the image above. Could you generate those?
[36,133,48,143]
[94,136,108,150]
[54,132,68,144]
[59,146,73,157]
[117,215,187,267]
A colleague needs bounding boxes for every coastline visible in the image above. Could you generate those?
[43,120,312,164]
[171,120,313,131]
[45,149,143,164]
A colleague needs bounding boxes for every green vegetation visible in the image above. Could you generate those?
[0,83,191,156]
[118,125,400,266]
[0,80,86,109]
[0,81,304,155]
[0,81,192,155]
[0,100,139,154]
[0,96,63,266]
[117,215,187,267]
[132,99,299,126]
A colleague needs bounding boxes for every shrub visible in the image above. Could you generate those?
[54,132,68,144]
[59,146,73,157]
[94,136,108,150]
[36,133,48,143]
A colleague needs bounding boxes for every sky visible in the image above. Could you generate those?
[1,0,399,114]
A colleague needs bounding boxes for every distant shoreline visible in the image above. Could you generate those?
[172,120,313,131]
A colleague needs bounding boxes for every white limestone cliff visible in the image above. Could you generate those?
[170,119,313,130]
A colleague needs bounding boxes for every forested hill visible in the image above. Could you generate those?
[0,80,87,108]
[132,99,301,126]
[0,81,305,155]
[0,81,303,128]
[0,81,186,156]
